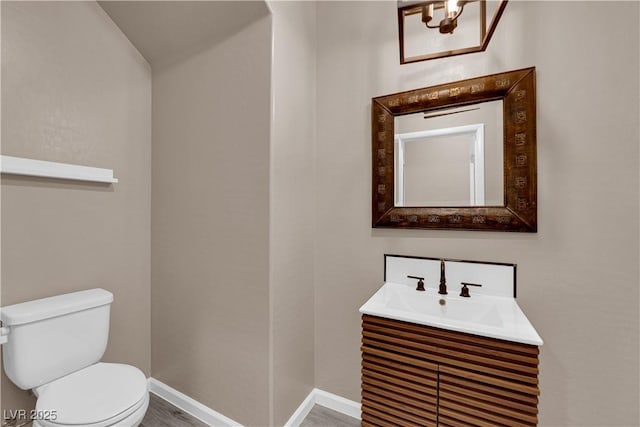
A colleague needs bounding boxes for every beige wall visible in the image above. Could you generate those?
[315,1,639,426]
[1,0,151,413]
[150,14,272,427]
[403,133,473,205]
[268,2,316,425]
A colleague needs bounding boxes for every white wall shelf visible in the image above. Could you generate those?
[0,155,118,183]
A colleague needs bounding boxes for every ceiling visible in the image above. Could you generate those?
[98,1,270,68]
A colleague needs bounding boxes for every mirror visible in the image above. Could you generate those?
[372,67,537,232]
[395,100,503,206]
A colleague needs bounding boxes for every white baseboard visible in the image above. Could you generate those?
[148,378,243,426]
[283,389,317,427]
[285,388,361,427]
[148,379,360,427]
[313,389,361,420]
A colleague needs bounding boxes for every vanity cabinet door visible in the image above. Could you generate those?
[438,366,539,427]
[361,315,540,426]
[361,315,439,426]
[433,322,540,427]
[438,331,539,427]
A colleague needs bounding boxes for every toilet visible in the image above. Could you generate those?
[0,289,149,427]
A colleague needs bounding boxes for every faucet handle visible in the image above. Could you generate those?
[460,282,482,298]
[407,275,425,291]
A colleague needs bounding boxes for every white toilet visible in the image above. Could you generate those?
[0,289,149,427]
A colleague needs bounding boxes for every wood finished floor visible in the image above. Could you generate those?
[140,394,208,427]
[299,405,361,427]
[141,394,361,427]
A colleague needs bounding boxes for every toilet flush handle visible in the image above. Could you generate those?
[0,326,10,345]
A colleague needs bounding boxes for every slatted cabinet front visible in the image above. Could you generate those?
[361,315,540,427]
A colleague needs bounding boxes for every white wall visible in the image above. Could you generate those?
[1,0,151,413]
[268,2,317,425]
[314,1,639,426]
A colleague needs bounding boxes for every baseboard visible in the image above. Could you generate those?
[312,389,361,420]
[148,378,243,426]
[283,389,317,427]
[285,388,361,427]
[148,379,360,427]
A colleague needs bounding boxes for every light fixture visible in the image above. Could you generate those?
[398,0,508,64]
[419,0,464,34]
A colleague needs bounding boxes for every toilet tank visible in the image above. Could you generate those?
[1,289,113,390]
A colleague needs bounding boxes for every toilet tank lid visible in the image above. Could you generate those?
[1,289,113,326]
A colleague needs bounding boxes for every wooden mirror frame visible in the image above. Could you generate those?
[372,67,537,232]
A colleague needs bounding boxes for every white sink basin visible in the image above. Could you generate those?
[359,282,543,346]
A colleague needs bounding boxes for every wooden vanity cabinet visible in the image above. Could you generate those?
[361,315,540,427]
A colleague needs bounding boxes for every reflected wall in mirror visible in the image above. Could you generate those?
[395,100,503,206]
[372,67,537,232]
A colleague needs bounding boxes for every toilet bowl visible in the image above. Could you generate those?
[32,363,149,427]
[0,289,149,427]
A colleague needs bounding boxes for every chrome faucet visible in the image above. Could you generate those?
[438,260,448,295]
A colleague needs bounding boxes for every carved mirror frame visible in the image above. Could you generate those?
[372,67,537,232]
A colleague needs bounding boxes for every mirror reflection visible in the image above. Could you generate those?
[394,100,503,207]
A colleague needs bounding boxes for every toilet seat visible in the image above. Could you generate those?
[34,394,149,427]
[34,363,148,427]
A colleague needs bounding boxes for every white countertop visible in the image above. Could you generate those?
[359,282,543,346]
